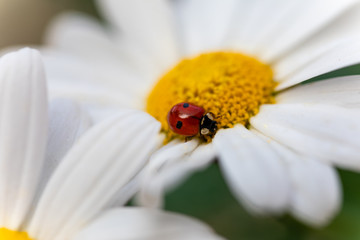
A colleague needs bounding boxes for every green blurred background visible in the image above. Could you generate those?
[3,0,360,239]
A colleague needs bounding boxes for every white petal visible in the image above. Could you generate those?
[259,0,357,61]
[44,12,158,89]
[106,176,141,208]
[0,49,48,228]
[46,99,92,166]
[212,126,290,214]
[81,105,132,124]
[96,0,179,73]
[137,140,215,208]
[155,143,216,189]
[173,0,237,55]
[276,75,360,108]
[137,139,199,208]
[252,129,341,227]
[288,160,340,227]
[48,79,139,110]
[42,49,144,109]
[276,39,360,90]
[224,0,357,61]
[46,12,119,63]
[33,99,93,205]
[275,2,360,81]
[251,104,360,170]
[27,110,162,240]
[73,208,224,240]
[224,0,299,56]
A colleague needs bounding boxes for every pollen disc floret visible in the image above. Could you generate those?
[146,52,276,142]
[0,228,33,240]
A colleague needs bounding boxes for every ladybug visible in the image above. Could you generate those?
[167,102,217,137]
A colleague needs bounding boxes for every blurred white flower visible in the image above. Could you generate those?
[0,48,223,240]
[41,0,360,227]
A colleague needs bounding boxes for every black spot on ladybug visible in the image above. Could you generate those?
[183,103,189,108]
[176,121,183,129]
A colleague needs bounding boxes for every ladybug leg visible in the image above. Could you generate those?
[185,136,194,142]
[200,134,207,142]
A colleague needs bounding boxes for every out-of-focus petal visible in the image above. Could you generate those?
[251,104,360,170]
[27,110,161,240]
[274,2,360,80]
[276,39,360,90]
[137,139,199,208]
[276,75,360,108]
[96,0,179,74]
[173,0,237,55]
[137,140,215,208]
[213,125,290,214]
[0,48,48,229]
[34,99,92,203]
[253,129,341,227]
[224,0,357,62]
[73,208,224,240]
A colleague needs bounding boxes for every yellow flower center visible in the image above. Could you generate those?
[0,228,33,240]
[146,52,276,142]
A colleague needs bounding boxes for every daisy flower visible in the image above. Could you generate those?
[41,0,360,227]
[0,48,223,240]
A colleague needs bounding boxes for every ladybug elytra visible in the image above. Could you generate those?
[167,102,217,137]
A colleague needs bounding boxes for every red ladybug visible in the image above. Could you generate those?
[167,102,217,137]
